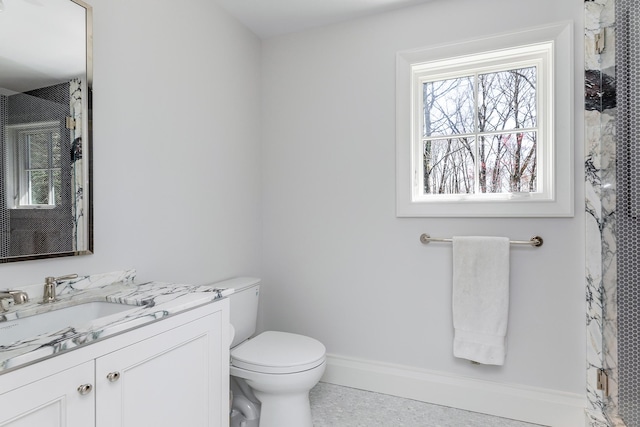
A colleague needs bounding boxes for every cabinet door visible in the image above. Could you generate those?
[96,311,226,427]
[0,361,94,427]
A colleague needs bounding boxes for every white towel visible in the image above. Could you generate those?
[452,236,510,365]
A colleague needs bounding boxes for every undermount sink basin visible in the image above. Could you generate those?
[0,302,136,347]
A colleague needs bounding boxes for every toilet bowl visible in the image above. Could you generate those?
[217,278,326,427]
[230,331,325,427]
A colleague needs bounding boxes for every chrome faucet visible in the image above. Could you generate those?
[0,290,29,312]
[42,274,78,304]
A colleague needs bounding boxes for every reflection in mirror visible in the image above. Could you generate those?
[0,0,92,262]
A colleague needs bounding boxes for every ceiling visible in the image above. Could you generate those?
[215,0,435,39]
[0,0,432,93]
[0,0,86,94]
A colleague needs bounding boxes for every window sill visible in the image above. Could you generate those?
[9,205,57,210]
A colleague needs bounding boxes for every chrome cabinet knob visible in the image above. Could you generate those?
[77,383,93,395]
[106,371,121,382]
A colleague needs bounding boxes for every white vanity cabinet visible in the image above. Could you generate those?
[0,361,94,427]
[0,299,229,427]
[95,311,223,426]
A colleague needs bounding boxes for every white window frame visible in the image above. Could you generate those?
[5,121,62,209]
[396,22,574,217]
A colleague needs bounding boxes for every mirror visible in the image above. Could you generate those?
[0,0,92,262]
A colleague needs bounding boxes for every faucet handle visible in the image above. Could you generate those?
[0,290,29,311]
[42,274,78,303]
[47,274,79,284]
[8,290,29,304]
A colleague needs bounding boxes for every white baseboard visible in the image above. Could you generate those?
[320,354,586,427]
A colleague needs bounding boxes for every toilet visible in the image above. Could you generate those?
[220,277,326,427]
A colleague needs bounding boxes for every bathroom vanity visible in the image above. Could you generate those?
[0,271,232,427]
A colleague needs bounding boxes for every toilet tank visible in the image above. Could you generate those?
[210,277,261,348]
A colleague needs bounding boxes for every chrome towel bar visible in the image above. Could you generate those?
[420,233,543,247]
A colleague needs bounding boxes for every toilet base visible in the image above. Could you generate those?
[230,377,260,426]
[230,409,259,427]
[253,390,312,427]
[231,361,325,427]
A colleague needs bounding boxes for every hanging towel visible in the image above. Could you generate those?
[452,236,510,365]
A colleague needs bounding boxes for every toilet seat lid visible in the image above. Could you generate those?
[231,331,326,374]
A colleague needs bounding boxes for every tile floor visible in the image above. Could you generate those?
[309,382,544,427]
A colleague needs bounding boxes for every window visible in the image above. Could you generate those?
[5,121,63,208]
[422,64,540,196]
[396,22,574,217]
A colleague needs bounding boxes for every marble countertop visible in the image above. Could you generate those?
[0,270,233,374]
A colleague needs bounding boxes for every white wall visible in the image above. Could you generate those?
[1,0,262,286]
[261,0,585,399]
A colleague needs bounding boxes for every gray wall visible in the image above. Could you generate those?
[261,0,585,396]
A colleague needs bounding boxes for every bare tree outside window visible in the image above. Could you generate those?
[422,66,537,195]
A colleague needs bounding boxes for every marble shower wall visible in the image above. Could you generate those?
[69,78,85,252]
[584,0,623,426]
